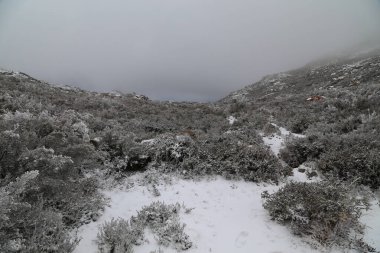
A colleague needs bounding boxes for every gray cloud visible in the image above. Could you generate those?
[1,0,380,101]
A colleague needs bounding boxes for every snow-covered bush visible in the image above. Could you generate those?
[0,171,79,252]
[280,135,327,168]
[262,181,373,251]
[97,202,192,253]
[97,218,143,253]
[18,147,106,227]
[146,133,196,164]
[202,129,291,182]
[281,131,380,189]
[318,148,380,190]
[0,130,24,179]
[288,114,310,134]
[25,208,79,253]
[133,202,192,251]
[222,142,290,182]
[262,122,280,136]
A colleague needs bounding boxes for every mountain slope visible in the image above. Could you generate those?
[0,50,380,252]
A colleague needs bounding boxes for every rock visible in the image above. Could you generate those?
[298,168,306,173]
[125,155,151,171]
[90,137,102,148]
[307,171,318,178]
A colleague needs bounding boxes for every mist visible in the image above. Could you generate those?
[0,0,379,101]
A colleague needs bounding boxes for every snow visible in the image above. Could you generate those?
[60,85,78,91]
[74,125,380,253]
[74,175,342,253]
[361,196,380,250]
[261,123,305,158]
[261,134,283,157]
[287,165,311,183]
[227,115,236,125]
[261,124,319,184]
[141,139,156,145]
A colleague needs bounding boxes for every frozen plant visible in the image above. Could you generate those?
[97,218,144,253]
[97,201,192,253]
[262,181,375,252]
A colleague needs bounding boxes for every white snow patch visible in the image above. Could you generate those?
[287,165,321,183]
[261,124,318,183]
[261,134,283,157]
[261,123,305,158]
[141,139,156,145]
[274,123,305,139]
[361,195,380,250]
[74,176,347,253]
[176,135,192,143]
[60,85,78,91]
[227,115,237,125]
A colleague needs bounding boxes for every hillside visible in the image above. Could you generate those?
[0,51,379,253]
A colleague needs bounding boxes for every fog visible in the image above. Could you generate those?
[1,0,380,101]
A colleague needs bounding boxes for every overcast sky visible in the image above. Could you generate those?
[1,0,380,101]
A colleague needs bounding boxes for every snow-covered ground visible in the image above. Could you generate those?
[261,123,304,157]
[227,115,237,125]
[75,176,335,253]
[74,174,379,253]
[361,196,380,250]
[74,124,380,253]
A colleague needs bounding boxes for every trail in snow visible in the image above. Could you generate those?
[261,123,305,158]
[260,123,316,183]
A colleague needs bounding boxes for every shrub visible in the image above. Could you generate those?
[279,137,310,168]
[318,149,380,190]
[262,181,373,251]
[199,129,290,183]
[97,218,143,253]
[262,123,280,136]
[0,171,79,253]
[279,135,327,168]
[0,130,24,180]
[25,207,79,253]
[97,202,192,253]
[133,202,192,251]
[222,143,291,183]
[288,114,310,134]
